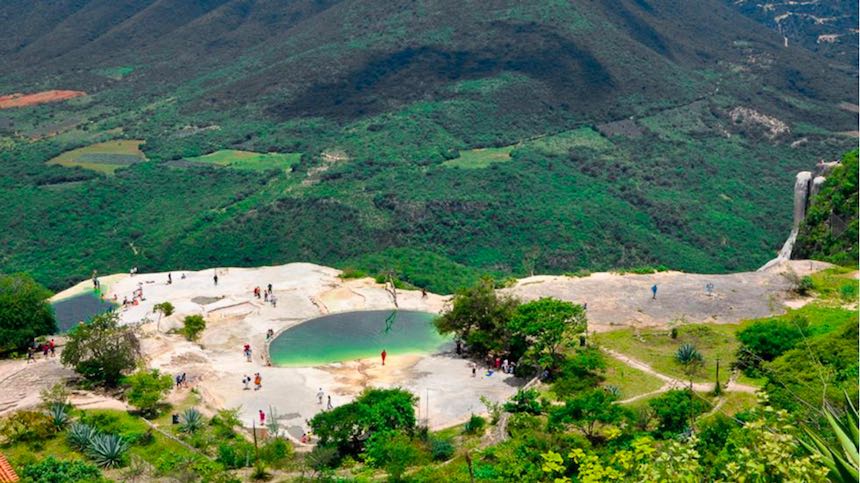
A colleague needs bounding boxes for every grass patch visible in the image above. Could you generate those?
[602,355,665,400]
[183,149,301,171]
[809,266,858,302]
[46,140,146,174]
[717,391,759,416]
[442,146,514,169]
[595,323,740,385]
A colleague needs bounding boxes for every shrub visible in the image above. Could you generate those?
[21,456,104,483]
[67,422,98,451]
[649,389,711,436]
[40,383,70,408]
[260,437,294,469]
[362,431,419,480]
[464,415,486,435]
[338,268,368,279]
[180,408,204,433]
[182,315,206,341]
[504,388,542,414]
[797,276,814,296]
[735,317,805,375]
[86,433,130,468]
[430,438,454,461]
[670,327,678,339]
[123,369,174,417]
[0,410,55,444]
[217,441,255,469]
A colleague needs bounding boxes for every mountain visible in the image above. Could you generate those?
[0,0,856,293]
[723,0,859,70]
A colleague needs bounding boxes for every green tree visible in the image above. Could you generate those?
[61,312,140,386]
[0,273,57,354]
[735,316,806,375]
[549,389,627,441]
[552,347,606,397]
[434,277,520,357]
[509,298,586,373]
[181,315,206,341]
[153,302,174,332]
[648,389,710,436]
[123,369,174,417]
[310,388,416,458]
[362,431,419,481]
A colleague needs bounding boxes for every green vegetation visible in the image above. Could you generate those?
[181,314,206,341]
[442,146,514,169]
[45,140,146,175]
[0,273,56,354]
[181,149,301,172]
[795,149,858,265]
[122,369,173,418]
[60,312,141,387]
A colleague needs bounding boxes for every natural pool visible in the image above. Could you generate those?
[269,310,450,366]
[51,292,115,332]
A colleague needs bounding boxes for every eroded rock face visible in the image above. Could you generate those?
[810,176,826,200]
[793,171,813,228]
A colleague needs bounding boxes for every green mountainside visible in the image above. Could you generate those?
[0,0,856,292]
[794,149,859,265]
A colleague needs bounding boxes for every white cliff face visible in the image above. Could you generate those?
[810,176,826,200]
[793,171,813,229]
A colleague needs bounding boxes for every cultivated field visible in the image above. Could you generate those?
[46,140,146,174]
[442,146,514,169]
[181,149,301,171]
[0,90,85,109]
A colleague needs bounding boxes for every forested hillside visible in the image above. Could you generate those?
[0,0,856,292]
[794,149,859,265]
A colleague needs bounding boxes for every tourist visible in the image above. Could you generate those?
[181,372,187,388]
[651,284,657,300]
[421,287,427,298]
[254,287,261,299]
[259,410,265,425]
[471,365,476,377]
[301,433,308,444]
[181,273,186,280]
[509,362,516,374]
[381,349,387,366]
[167,273,172,284]
[327,395,332,410]
[254,373,262,390]
[267,283,272,293]
[214,273,219,286]
[243,375,250,390]
[49,339,55,357]
[26,347,34,364]
[501,359,509,373]
[317,388,324,405]
[42,344,49,359]
[270,294,277,307]
[246,347,253,362]
[264,290,269,302]
[583,301,588,311]
[175,374,182,388]
[494,357,501,369]
[455,340,462,355]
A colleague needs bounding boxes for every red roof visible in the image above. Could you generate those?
[0,452,19,482]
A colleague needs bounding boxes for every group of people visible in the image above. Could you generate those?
[27,338,56,362]
[252,284,277,307]
[316,388,333,410]
[243,373,262,390]
[174,372,188,388]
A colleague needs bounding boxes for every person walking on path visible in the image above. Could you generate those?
[243,375,250,390]
[267,283,272,294]
[651,284,658,300]
[167,273,172,285]
[317,388,324,405]
[259,410,266,425]
[326,395,333,410]
[214,273,219,286]
[381,350,387,366]
[49,339,55,357]
[254,373,262,390]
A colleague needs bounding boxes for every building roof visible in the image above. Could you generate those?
[0,452,18,482]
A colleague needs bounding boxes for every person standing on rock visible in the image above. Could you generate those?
[317,388,324,405]
[381,349,387,366]
[651,284,658,300]
[214,272,219,286]
[268,283,272,294]
[254,373,262,390]
[327,395,332,410]
[243,375,250,390]
[259,409,266,425]
[167,273,172,285]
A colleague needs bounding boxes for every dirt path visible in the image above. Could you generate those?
[604,349,757,404]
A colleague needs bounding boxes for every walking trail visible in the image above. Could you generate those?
[604,349,757,404]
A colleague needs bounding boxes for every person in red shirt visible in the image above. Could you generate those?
[381,349,387,366]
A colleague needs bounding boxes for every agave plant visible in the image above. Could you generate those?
[800,393,859,482]
[48,403,69,429]
[675,343,704,365]
[86,433,130,468]
[605,385,622,399]
[180,408,204,433]
[67,422,98,451]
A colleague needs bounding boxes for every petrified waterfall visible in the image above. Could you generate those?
[759,166,832,271]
